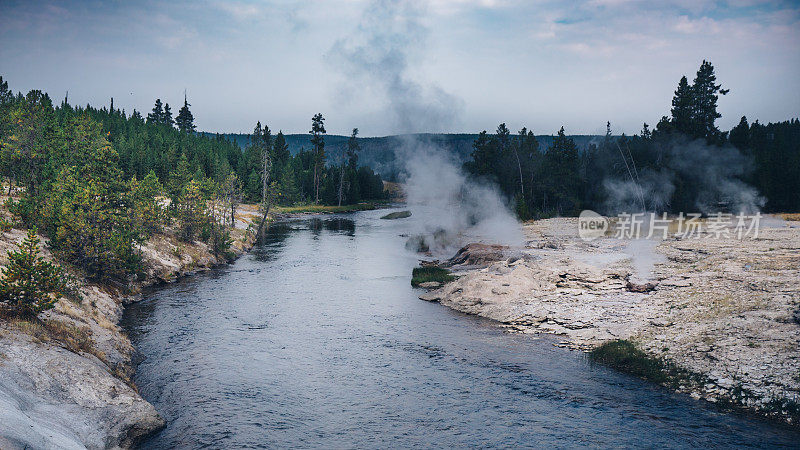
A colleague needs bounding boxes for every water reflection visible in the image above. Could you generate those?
[308,217,356,235]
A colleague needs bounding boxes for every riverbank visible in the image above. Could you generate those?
[418,217,800,425]
[0,206,260,449]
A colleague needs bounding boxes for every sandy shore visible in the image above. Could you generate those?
[420,216,800,424]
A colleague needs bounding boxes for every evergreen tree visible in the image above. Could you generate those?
[347,127,360,169]
[310,113,326,203]
[0,90,56,197]
[0,76,13,105]
[691,60,728,141]
[729,116,750,151]
[0,228,67,316]
[670,76,694,135]
[177,179,206,242]
[163,103,174,128]
[465,130,495,179]
[176,94,196,133]
[167,153,192,205]
[272,131,290,165]
[131,170,165,235]
[147,99,164,124]
[542,127,581,215]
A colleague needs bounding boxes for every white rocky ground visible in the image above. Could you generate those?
[420,216,800,423]
[0,210,258,449]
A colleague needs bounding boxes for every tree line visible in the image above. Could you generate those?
[465,60,800,218]
[0,77,385,284]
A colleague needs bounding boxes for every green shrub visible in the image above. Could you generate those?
[0,228,67,316]
[589,340,669,383]
[0,217,12,232]
[411,266,455,287]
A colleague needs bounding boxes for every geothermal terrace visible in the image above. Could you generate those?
[420,216,800,422]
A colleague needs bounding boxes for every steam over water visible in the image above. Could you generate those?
[123,211,799,448]
[401,140,524,256]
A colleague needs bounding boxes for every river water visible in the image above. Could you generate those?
[122,210,799,448]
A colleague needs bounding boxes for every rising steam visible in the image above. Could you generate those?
[327,0,463,133]
[603,135,764,215]
[400,140,524,255]
[330,0,521,255]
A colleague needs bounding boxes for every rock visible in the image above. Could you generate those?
[717,378,734,389]
[380,210,412,220]
[418,281,442,289]
[0,334,164,449]
[626,280,657,293]
[445,243,510,268]
[649,319,672,327]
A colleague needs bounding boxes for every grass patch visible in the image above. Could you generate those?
[411,266,455,287]
[5,316,102,360]
[590,340,670,383]
[273,202,383,215]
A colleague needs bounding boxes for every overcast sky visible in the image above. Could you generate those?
[1,0,798,136]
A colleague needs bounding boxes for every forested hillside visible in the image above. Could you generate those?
[0,77,385,283]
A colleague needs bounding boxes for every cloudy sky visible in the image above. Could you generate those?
[1,0,798,136]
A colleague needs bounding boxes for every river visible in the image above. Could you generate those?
[122,209,799,448]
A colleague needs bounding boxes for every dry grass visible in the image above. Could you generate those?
[4,316,105,361]
[778,213,800,221]
[273,203,381,214]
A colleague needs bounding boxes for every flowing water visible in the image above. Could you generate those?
[122,210,799,448]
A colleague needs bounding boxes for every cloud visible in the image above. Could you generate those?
[213,1,264,21]
[0,0,797,135]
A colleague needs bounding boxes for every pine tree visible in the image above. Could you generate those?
[0,228,67,316]
[163,103,174,128]
[339,128,358,206]
[147,99,164,124]
[692,60,728,141]
[177,179,206,242]
[176,94,196,133]
[310,113,326,203]
[167,153,192,205]
[260,124,273,207]
[670,76,693,135]
[729,116,750,151]
[542,127,581,215]
[0,90,56,197]
[272,131,290,165]
[346,128,360,169]
[0,76,12,105]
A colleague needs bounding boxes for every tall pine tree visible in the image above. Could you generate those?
[176,94,196,133]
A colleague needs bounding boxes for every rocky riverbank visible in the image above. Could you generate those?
[419,216,800,425]
[0,212,259,449]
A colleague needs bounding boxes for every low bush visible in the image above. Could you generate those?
[411,266,455,287]
[590,340,669,383]
[0,228,68,317]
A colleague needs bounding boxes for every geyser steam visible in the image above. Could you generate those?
[330,0,522,255]
[401,140,524,255]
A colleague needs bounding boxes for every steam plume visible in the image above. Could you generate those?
[327,0,462,133]
[329,0,520,255]
[603,135,764,215]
